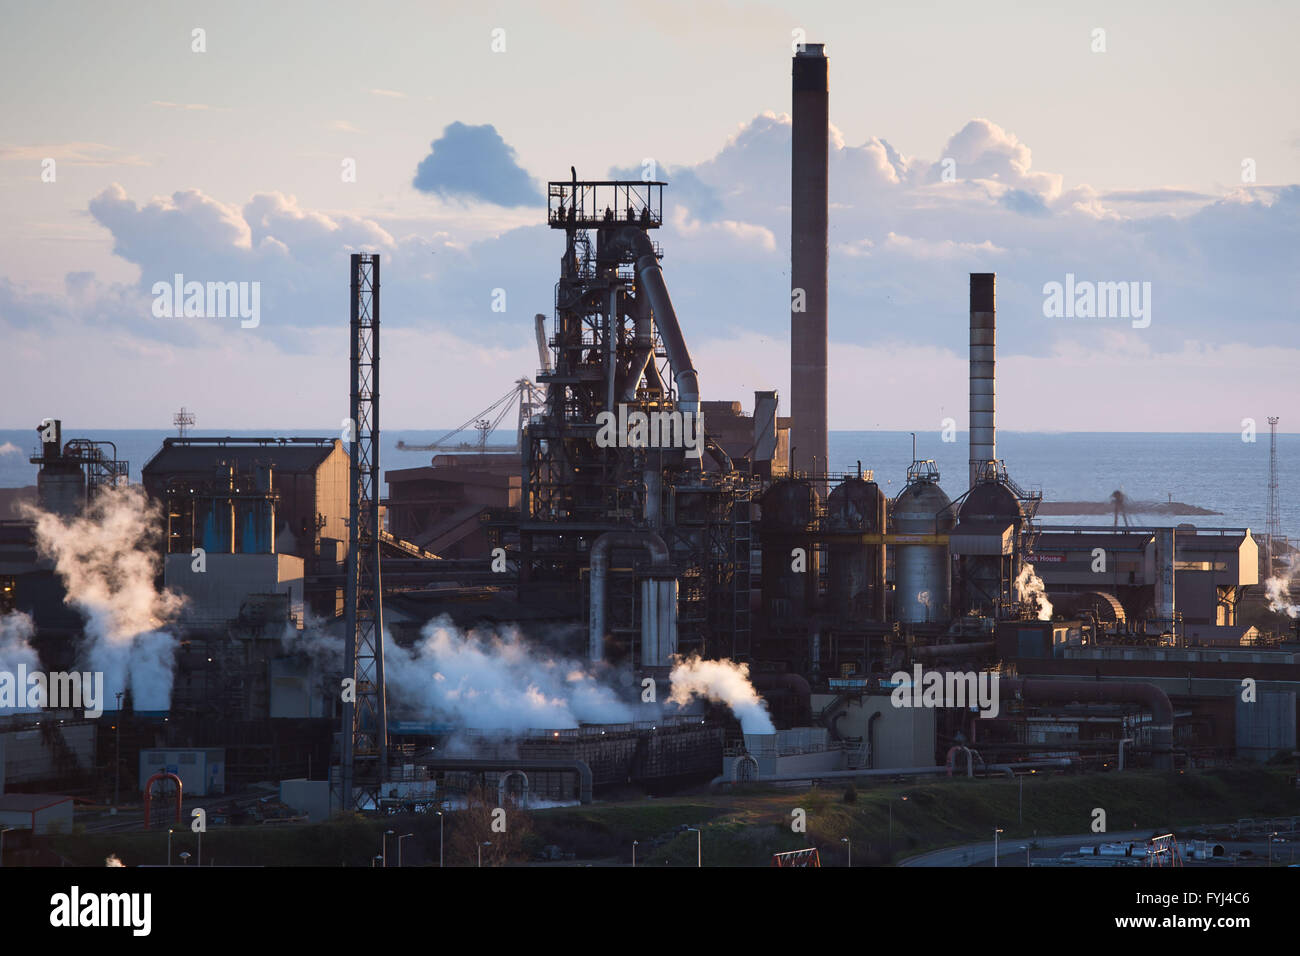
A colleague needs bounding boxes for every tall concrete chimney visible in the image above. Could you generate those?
[791,43,828,478]
[969,273,996,488]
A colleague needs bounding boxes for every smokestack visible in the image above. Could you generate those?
[791,44,828,479]
[969,273,996,488]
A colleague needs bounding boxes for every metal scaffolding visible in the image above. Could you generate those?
[340,253,387,811]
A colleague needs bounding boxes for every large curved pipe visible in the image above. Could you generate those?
[143,771,183,829]
[600,227,701,466]
[589,531,671,662]
[1001,678,1173,771]
[945,745,974,777]
[703,433,733,473]
[619,283,653,401]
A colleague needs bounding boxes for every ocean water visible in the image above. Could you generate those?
[1,428,1295,540]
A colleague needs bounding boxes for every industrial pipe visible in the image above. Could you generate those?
[945,745,975,777]
[911,641,997,658]
[710,764,952,790]
[618,283,653,401]
[588,531,671,662]
[423,758,594,805]
[1001,678,1174,771]
[599,227,702,466]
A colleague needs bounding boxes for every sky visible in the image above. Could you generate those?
[0,0,1297,433]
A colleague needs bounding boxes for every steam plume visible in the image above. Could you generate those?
[288,615,638,731]
[668,655,775,734]
[21,486,184,710]
[1015,562,1054,621]
[0,611,41,714]
[386,617,636,730]
[1264,563,1299,618]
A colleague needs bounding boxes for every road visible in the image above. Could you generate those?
[900,829,1158,867]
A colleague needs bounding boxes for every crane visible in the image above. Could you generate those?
[395,378,545,454]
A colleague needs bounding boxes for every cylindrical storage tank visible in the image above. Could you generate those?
[893,478,955,623]
[826,477,886,622]
[199,498,236,553]
[760,479,820,621]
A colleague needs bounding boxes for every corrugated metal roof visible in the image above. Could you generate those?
[1035,532,1153,551]
[143,439,338,475]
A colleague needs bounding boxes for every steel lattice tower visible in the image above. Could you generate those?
[1266,416,1282,572]
[340,253,387,811]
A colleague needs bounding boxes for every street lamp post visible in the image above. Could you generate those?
[1019,775,1023,826]
[632,840,639,868]
[0,827,14,867]
[1269,832,1278,866]
[841,837,852,867]
[383,829,394,868]
[167,828,175,867]
[436,810,444,868]
[479,841,491,868]
[197,829,202,868]
[686,828,701,867]
[398,833,413,868]
[994,828,1004,867]
[890,795,908,848]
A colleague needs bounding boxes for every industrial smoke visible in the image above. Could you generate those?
[0,611,41,713]
[289,615,639,731]
[667,655,776,734]
[388,617,637,730]
[21,486,184,710]
[1264,563,1299,618]
[1015,562,1054,621]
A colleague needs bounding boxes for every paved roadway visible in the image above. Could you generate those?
[901,829,1165,867]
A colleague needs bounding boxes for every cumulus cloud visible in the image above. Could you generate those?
[3,111,1297,431]
[412,122,542,207]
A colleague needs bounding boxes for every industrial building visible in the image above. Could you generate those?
[0,42,1296,827]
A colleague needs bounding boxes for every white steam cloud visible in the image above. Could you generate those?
[385,617,636,730]
[1015,562,1054,621]
[0,611,41,714]
[667,655,775,734]
[288,615,640,732]
[21,486,184,711]
[1264,564,1299,618]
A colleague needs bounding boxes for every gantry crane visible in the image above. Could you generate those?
[395,377,545,454]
